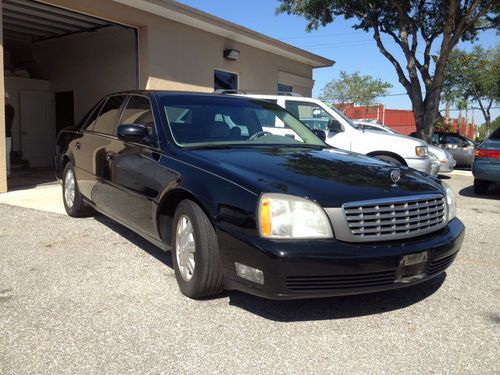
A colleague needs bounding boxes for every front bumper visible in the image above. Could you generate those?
[439,158,456,173]
[430,161,440,176]
[406,157,433,174]
[219,218,464,300]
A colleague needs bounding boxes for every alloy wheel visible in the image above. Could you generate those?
[176,214,196,281]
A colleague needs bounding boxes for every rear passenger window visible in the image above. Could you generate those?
[91,96,126,135]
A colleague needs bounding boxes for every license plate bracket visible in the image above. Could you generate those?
[400,251,429,267]
[396,251,430,283]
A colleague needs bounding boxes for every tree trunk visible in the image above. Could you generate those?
[444,102,451,130]
[485,113,491,137]
[413,88,441,143]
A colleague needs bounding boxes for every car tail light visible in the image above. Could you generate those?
[475,149,500,158]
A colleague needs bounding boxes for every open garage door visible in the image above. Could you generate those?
[2,0,138,170]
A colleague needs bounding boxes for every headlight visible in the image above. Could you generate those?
[442,182,456,221]
[415,146,428,157]
[258,193,333,239]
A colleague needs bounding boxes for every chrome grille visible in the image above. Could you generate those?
[342,194,446,241]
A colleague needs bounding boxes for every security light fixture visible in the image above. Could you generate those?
[223,49,240,61]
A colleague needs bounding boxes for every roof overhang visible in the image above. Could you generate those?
[112,0,334,68]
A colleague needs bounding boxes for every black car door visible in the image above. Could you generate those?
[84,95,128,213]
[70,98,113,201]
[102,95,161,238]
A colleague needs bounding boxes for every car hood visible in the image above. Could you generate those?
[182,146,444,207]
[363,131,428,147]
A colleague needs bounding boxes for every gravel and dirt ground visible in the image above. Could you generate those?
[1,173,499,374]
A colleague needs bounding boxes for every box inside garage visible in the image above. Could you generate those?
[3,0,137,170]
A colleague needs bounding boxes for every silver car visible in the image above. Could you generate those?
[358,122,455,174]
[431,132,477,168]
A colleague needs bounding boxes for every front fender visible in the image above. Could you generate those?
[153,154,259,246]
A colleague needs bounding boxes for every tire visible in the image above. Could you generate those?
[62,162,93,217]
[373,154,402,165]
[473,178,490,195]
[172,200,224,298]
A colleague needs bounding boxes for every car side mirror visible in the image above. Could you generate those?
[328,119,344,133]
[462,140,470,148]
[117,124,149,144]
[311,129,327,141]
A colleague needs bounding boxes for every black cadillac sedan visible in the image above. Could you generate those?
[55,91,465,300]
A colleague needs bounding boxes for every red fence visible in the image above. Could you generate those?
[335,103,476,139]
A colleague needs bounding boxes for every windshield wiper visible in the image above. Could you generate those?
[185,144,233,150]
[283,144,328,149]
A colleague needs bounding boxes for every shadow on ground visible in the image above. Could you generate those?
[7,168,57,191]
[95,214,173,269]
[459,183,500,199]
[95,212,447,322]
[228,275,445,322]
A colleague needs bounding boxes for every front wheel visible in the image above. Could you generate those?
[62,162,93,217]
[172,200,224,298]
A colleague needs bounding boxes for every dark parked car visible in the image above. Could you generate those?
[55,91,464,300]
[431,132,477,168]
[472,127,500,194]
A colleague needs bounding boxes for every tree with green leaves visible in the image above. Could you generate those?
[442,45,500,135]
[277,0,499,142]
[478,116,500,140]
[320,70,392,110]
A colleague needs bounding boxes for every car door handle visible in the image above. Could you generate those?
[75,142,81,150]
[106,152,115,161]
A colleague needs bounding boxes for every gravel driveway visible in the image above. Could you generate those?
[1,174,499,374]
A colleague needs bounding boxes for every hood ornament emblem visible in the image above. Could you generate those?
[390,169,401,187]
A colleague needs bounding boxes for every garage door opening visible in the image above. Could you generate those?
[2,0,138,182]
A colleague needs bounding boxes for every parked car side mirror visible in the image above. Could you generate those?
[462,140,470,148]
[328,119,344,133]
[117,124,149,144]
[311,129,327,141]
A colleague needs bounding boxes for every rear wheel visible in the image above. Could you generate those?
[473,178,490,195]
[62,162,93,217]
[172,200,224,298]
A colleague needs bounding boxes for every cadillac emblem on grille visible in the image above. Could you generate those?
[390,169,401,187]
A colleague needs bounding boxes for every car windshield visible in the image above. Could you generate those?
[158,95,326,148]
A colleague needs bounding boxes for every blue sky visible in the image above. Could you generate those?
[179,0,498,125]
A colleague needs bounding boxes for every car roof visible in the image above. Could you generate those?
[104,90,299,102]
[233,93,322,102]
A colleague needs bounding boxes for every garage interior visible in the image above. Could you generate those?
[3,0,137,176]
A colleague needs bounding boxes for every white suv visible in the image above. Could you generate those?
[232,93,433,174]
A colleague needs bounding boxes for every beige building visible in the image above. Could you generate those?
[0,0,333,193]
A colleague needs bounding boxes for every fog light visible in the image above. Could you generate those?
[235,263,264,285]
